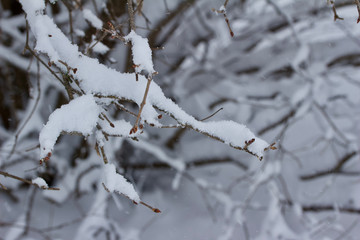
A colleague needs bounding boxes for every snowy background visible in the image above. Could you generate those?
[0,0,360,239]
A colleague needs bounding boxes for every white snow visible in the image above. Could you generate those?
[21,0,268,160]
[39,95,101,158]
[20,0,45,14]
[124,30,155,74]
[92,41,109,54]
[103,163,140,203]
[100,119,140,138]
[130,140,186,172]
[32,177,49,188]
[83,9,103,29]
[219,5,226,13]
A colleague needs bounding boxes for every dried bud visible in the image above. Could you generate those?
[72,68,78,74]
[48,34,52,37]
[130,126,138,134]
[158,114,162,119]
[154,208,161,213]
[139,124,143,129]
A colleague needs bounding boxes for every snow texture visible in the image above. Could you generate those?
[32,177,48,188]
[83,9,103,29]
[124,30,155,74]
[92,41,109,54]
[39,95,101,158]
[103,163,140,203]
[21,0,268,159]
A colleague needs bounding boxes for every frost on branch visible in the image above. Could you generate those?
[39,95,101,159]
[103,163,140,203]
[21,0,269,160]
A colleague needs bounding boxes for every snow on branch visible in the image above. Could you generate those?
[39,94,101,159]
[124,30,155,75]
[20,0,270,160]
[102,163,140,203]
[82,9,103,29]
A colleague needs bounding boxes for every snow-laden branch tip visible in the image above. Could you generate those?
[103,163,140,203]
[124,30,155,75]
[20,0,270,160]
[39,94,101,159]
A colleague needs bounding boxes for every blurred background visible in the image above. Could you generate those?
[0,0,360,239]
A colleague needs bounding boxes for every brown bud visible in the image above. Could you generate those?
[158,114,162,119]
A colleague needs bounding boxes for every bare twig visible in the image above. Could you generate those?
[300,151,358,180]
[212,0,234,37]
[8,60,41,160]
[200,107,223,121]
[355,0,360,23]
[328,0,344,21]
[131,75,152,134]
[23,187,37,236]
[127,0,136,31]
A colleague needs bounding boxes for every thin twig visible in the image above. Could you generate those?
[0,171,60,190]
[8,60,41,159]
[200,108,223,121]
[100,146,108,164]
[102,182,161,213]
[355,0,360,23]
[127,0,136,31]
[23,187,37,236]
[300,151,358,180]
[131,76,152,134]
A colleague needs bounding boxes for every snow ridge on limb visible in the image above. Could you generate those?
[20,0,270,160]
[103,163,140,203]
[39,94,101,159]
